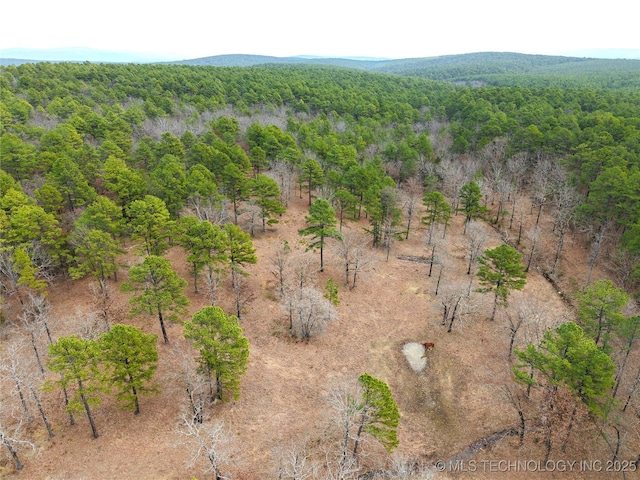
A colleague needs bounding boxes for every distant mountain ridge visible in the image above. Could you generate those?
[168,52,640,88]
[3,50,640,89]
[0,47,172,65]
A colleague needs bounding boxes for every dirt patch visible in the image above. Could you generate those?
[403,342,428,372]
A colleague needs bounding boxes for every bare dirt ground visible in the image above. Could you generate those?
[2,191,634,480]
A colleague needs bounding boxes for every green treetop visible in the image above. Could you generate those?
[299,198,342,272]
[476,244,527,321]
[183,306,249,402]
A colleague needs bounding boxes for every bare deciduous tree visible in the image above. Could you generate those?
[186,194,228,225]
[23,291,53,345]
[1,343,54,438]
[550,179,579,274]
[71,309,109,341]
[464,223,487,293]
[272,160,296,207]
[585,217,615,286]
[400,176,423,240]
[438,157,469,214]
[271,241,292,298]
[324,380,365,479]
[201,265,223,306]
[88,281,118,332]
[274,440,318,480]
[244,202,261,237]
[231,273,254,320]
[530,157,555,226]
[336,231,373,290]
[525,225,541,273]
[439,283,470,333]
[175,415,232,480]
[0,400,36,471]
[289,253,317,292]
[170,343,208,424]
[501,383,529,446]
[282,287,337,340]
[0,342,33,424]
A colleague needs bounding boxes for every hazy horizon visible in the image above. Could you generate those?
[2,0,638,63]
[2,46,640,65]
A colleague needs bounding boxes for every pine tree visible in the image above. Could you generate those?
[99,324,159,414]
[250,174,285,232]
[47,336,102,438]
[127,195,174,256]
[126,255,189,343]
[183,306,249,402]
[575,279,629,349]
[422,190,452,244]
[299,158,324,206]
[354,373,401,455]
[476,244,527,321]
[299,198,342,272]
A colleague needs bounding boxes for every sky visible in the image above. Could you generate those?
[1,0,639,60]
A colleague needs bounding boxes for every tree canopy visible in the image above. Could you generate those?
[183,306,249,402]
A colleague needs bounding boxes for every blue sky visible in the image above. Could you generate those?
[1,0,639,60]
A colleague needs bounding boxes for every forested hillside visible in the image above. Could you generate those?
[0,61,639,478]
[171,52,640,90]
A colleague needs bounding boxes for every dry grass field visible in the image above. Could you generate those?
[1,190,636,480]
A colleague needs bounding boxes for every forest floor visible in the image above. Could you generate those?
[2,191,634,480]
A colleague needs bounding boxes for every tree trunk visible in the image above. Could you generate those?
[77,377,98,439]
[30,384,54,438]
[613,331,638,398]
[542,385,555,462]
[352,407,370,460]
[490,292,499,321]
[509,328,518,357]
[132,385,140,415]
[3,440,23,471]
[517,408,525,446]
[536,203,543,225]
[216,371,223,401]
[29,331,45,375]
[552,230,565,274]
[128,370,140,415]
[435,265,443,295]
[622,367,640,412]
[447,297,461,333]
[232,196,239,225]
[517,221,523,246]
[340,420,351,470]
[561,403,578,453]
[157,307,169,344]
[441,305,448,326]
[61,380,75,425]
[526,242,535,272]
[193,263,199,294]
[428,244,436,277]
[526,365,534,399]
[16,381,32,424]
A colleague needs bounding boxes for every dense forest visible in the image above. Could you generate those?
[0,58,639,478]
[171,52,640,90]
